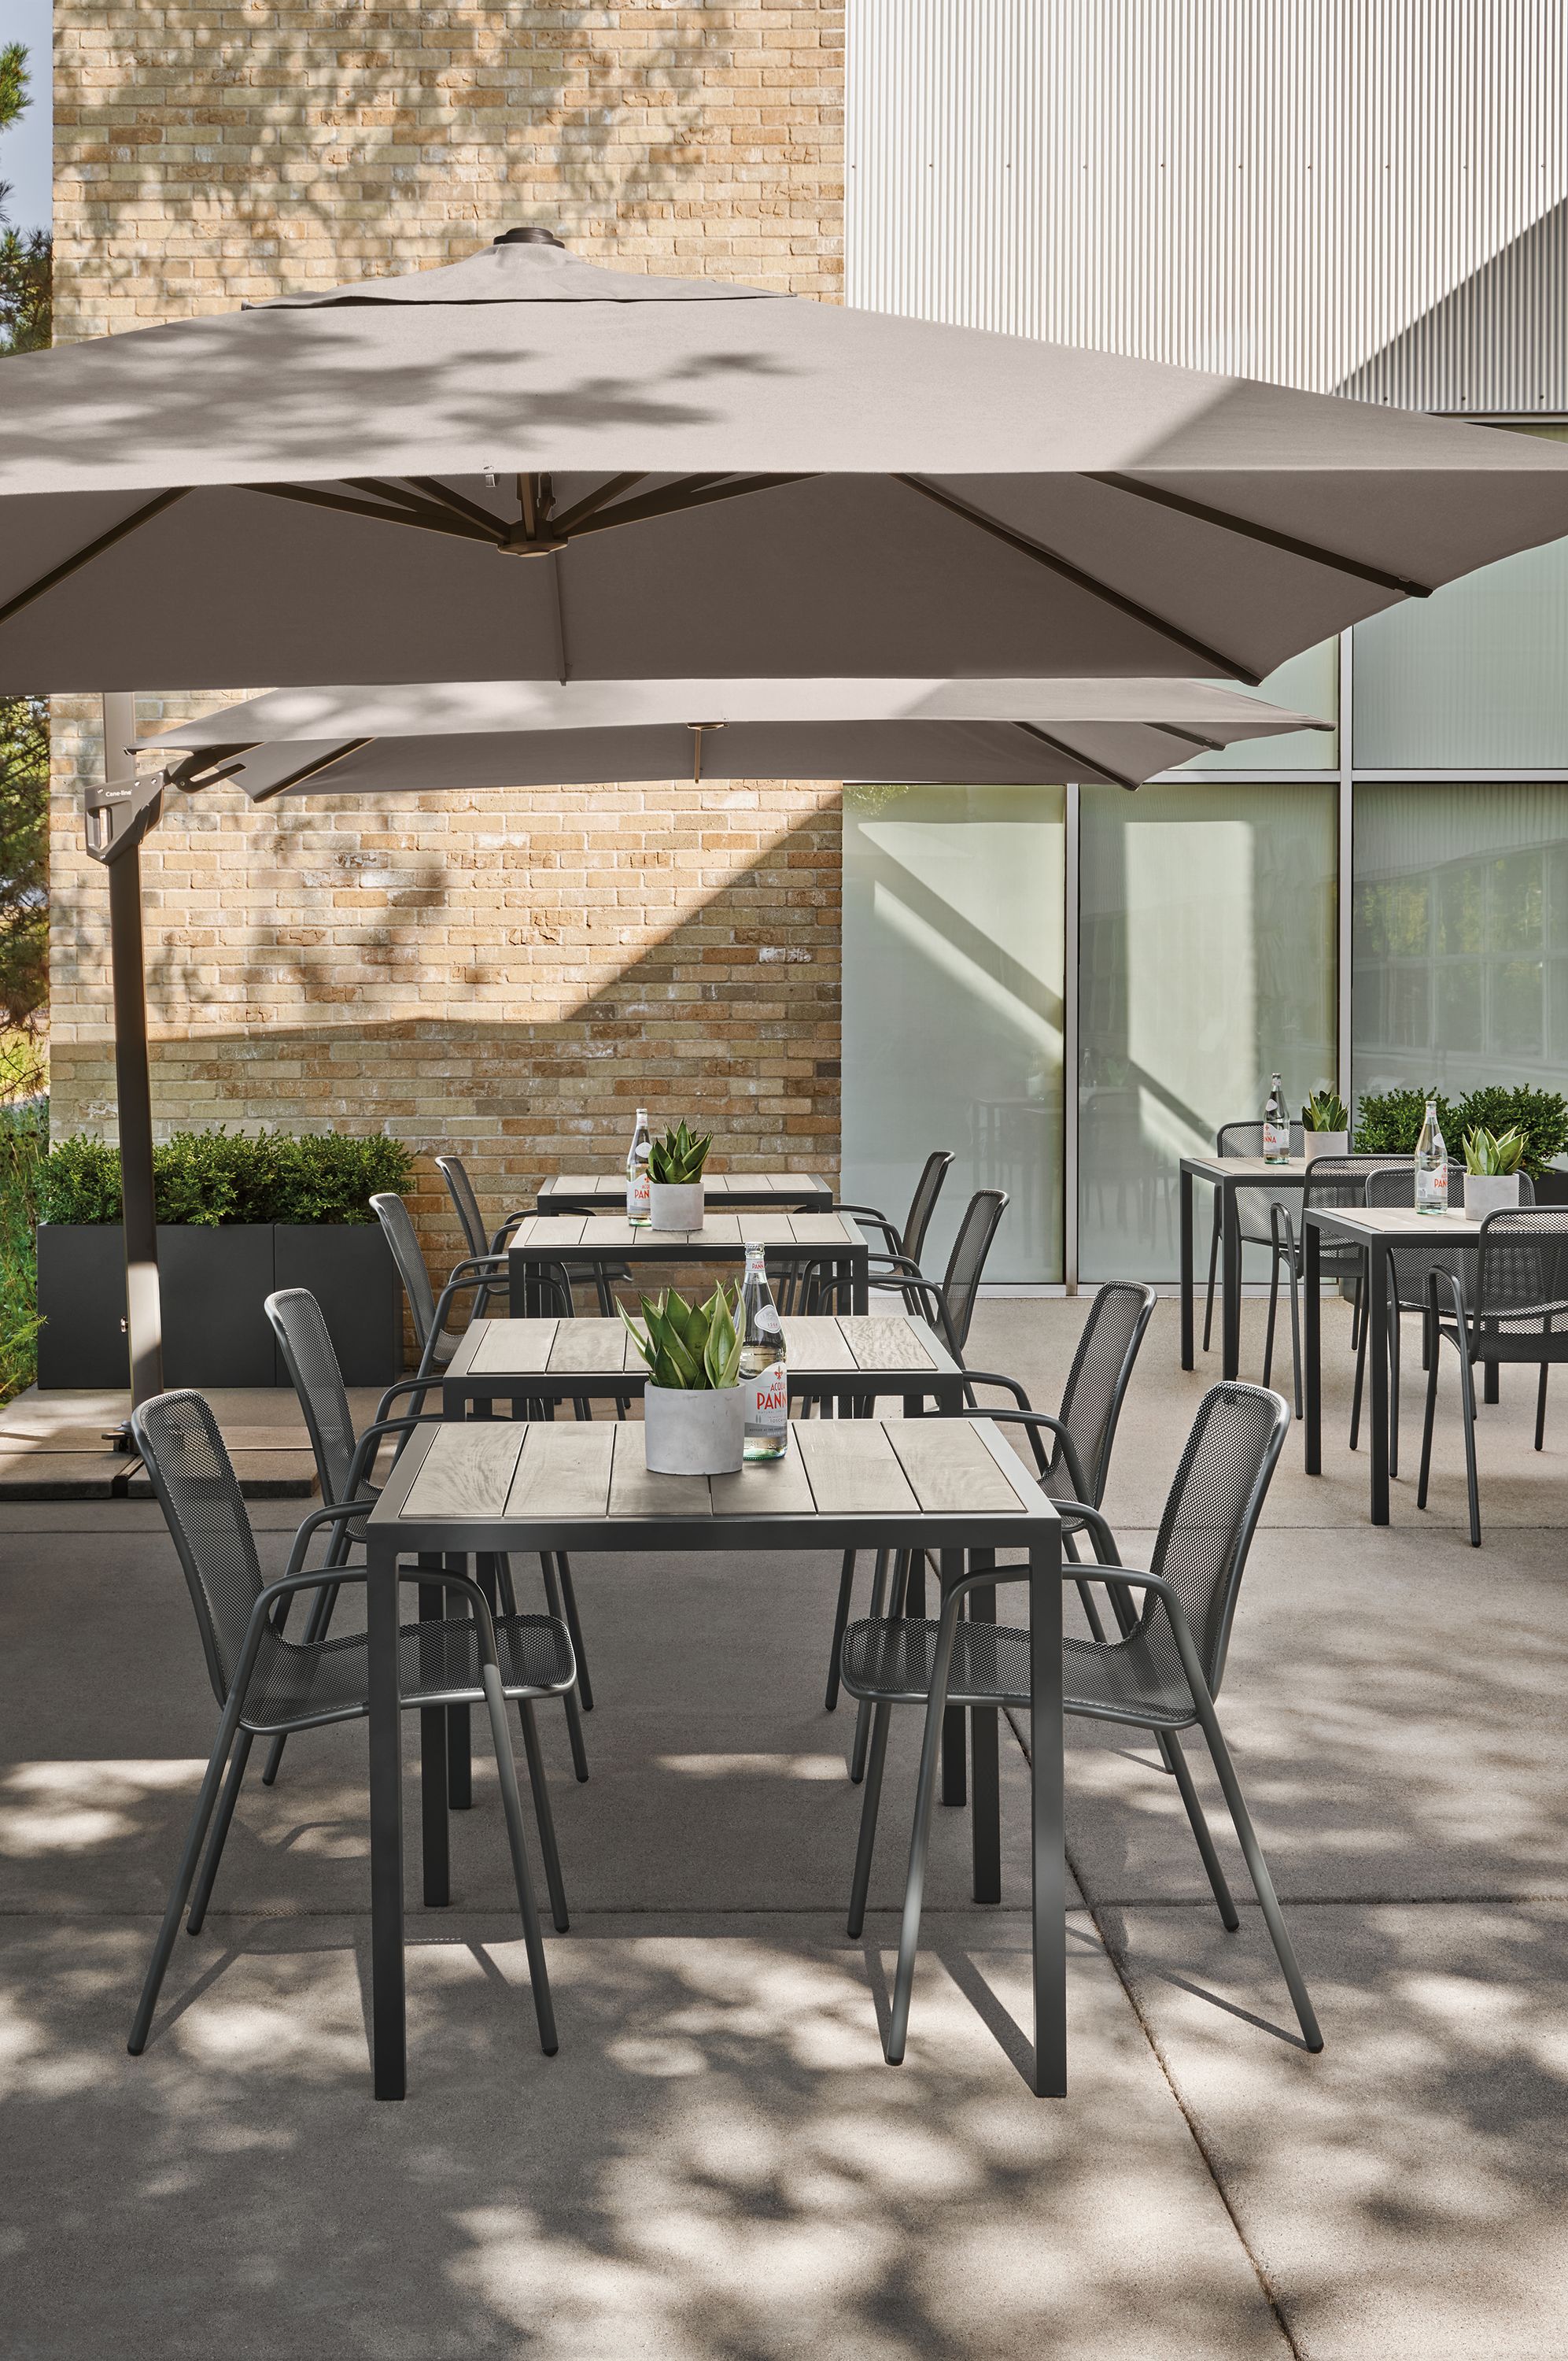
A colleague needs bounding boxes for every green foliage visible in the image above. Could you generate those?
[647,1120,712,1185]
[36,1130,415,1226]
[0,695,46,1035]
[1301,1088,1348,1132]
[1463,1125,1526,1177]
[620,1283,743,1391]
[0,46,50,355]
[1355,1084,1568,1177]
[0,42,28,132]
[0,1094,45,1400]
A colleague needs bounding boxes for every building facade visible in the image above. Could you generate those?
[48,2,1568,1283]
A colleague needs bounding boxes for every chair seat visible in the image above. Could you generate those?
[840,1613,1198,1729]
[239,1610,576,1735]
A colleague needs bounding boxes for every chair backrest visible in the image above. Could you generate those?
[1474,1206,1568,1344]
[1149,1380,1289,1697]
[1302,1153,1409,1214]
[900,1151,954,1265]
[1216,1118,1304,1158]
[371,1191,437,1355]
[939,1188,1008,1352]
[131,1390,264,1707]
[1364,1160,1537,1307]
[436,1153,489,1260]
[264,1287,359,1506]
[1053,1280,1158,1507]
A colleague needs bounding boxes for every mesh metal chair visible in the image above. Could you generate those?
[828,1150,954,1271]
[1201,1118,1305,1353]
[125,1390,576,2061]
[262,1284,593,1786]
[840,1380,1322,2064]
[372,1188,574,1378]
[437,1151,624,1317]
[1354,1165,1537,1474]
[1418,1206,1568,1546]
[821,1280,1157,1716]
[810,1188,1008,1360]
[1262,1155,1413,1416]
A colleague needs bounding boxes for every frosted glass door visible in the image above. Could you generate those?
[842,784,1066,1283]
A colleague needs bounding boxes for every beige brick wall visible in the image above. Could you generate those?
[49,5,846,1265]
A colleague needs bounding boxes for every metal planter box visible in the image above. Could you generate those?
[35,1223,400,1390]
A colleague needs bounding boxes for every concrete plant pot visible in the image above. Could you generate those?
[1463,1171,1522,1222]
[644,1382,744,1475]
[1301,1129,1348,1165]
[649,1180,704,1232]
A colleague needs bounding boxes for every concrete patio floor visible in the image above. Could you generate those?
[2,1294,1564,2358]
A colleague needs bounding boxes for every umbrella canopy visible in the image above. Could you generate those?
[8,230,1568,693]
[134,676,1330,797]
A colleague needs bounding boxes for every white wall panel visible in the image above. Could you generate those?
[847,0,1568,410]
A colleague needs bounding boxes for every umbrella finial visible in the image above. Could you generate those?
[493,226,566,249]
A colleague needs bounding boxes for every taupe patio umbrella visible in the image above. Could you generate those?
[9,229,1568,697]
[133,676,1330,799]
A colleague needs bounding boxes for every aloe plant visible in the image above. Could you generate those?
[620,1284,743,1391]
[1301,1088,1348,1132]
[647,1121,712,1185]
[1463,1125,1526,1177]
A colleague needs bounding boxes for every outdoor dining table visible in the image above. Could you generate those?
[442,1312,967,1417]
[507,1210,872,1316]
[1303,1202,1490,1524]
[537,1171,832,1213]
[1179,1155,1315,1379]
[362,1416,1064,2100]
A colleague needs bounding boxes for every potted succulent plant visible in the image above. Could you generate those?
[1463,1125,1526,1221]
[647,1120,712,1231]
[1300,1088,1349,1165]
[621,1284,745,1474]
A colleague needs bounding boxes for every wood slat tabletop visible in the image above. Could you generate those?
[450,1313,942,1384]
[507,1210,865,1254]
[539,1171,829,1204]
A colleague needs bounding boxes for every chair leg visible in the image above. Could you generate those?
[1537,1363,1551,1452]
[846,1700,892,1938]
[1262,1255,1280,1391]
[1456,1347,1482,1548]
[1349,1271,1363,1352]
[1066,1527,1109,1645]
[887,1670,953,2065]
[516,1698,569,1934]
[1417,1332,1442,1509]
[1388,1303,1402,1481]
[849,1550,891,1783]
[261,1579,341,1786]
[1201,1201,1221,1353]
[552,1554,592,1713]
[186,1727,253,1936]
[1156,1728,1238,1931]
[479,1663,559,2056]
[1349,1276,1368,1452]
[825,1551,857,1712]
[128,1699,247,2055]
[1193,1698,1323,2052]
[538,1554,590,1783]
[1287,1248,1303,1419]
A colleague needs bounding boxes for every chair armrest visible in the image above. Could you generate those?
[449,1253,507,1280]
[828,1207,903,1253]
[374,1374,440,1423]
[342,1412,445,1498]
[1270,1200,1297,1263]
[957,1369,1037,1416]
[1038,1495,1120,1561]
[280,1501,379,1580]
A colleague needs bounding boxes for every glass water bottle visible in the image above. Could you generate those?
[739,1242,788,1461]
[1415,1096,1448,1215]
[625,1107,652,1225]
[1263,1071,1290,1164]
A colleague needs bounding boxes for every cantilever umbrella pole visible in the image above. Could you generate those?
[89,692,164,1416]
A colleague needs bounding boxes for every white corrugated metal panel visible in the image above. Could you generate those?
[847,0,1568,410]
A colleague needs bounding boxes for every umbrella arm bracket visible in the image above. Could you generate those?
[84,768,167,866]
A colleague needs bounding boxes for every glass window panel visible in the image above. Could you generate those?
[1352,538,1568,767]
[1079,782,1337,1281]
[1168,642,1338,773]
[1352,784,1568,1106]
[841,784,1065,1284]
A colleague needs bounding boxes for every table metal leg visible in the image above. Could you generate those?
[1304,1218,1323,1475]
[417,1563,449,1910]
[853,1250,869,1314]
[1368,1236,1391,1524]
[1029,1533,1066,2097]
[1484,1358,1500,1405]
[966,1547,1000,1904]
[1179,1167,1195,1370]
[1221,1185,1241,1382]
[367,1536,405,2101]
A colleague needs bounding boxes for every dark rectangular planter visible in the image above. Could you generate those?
[35,1223,401,1391]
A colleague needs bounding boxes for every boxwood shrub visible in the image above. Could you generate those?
[1353,1084,1568,1177]
[36,1130,415,1226]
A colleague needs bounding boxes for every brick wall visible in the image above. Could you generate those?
[48,6,846,1262]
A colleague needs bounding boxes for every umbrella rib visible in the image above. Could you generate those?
[548,473,651,536]
[400,475,515,537]
[1011,719,1143,793]
[0,488,192,627]
[565,473,818,540]
[244,740,376,804]
[343,475,507,541]
[1086,472,1434,597]
[895,474,1263,682]
[242,482,499,544]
